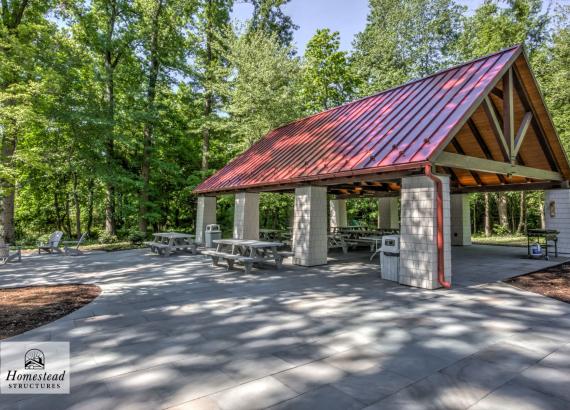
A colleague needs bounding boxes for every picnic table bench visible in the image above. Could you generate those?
[204,239,290,274]
[145,232,197,256]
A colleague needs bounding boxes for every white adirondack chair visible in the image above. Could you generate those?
[38,231,64,254]
[0,244,21,264]
[63,233,87,256]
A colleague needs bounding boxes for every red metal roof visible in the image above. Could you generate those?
[195,46,522,194]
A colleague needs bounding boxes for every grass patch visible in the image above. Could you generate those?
[471,235,527,247]
[82,241,146,252]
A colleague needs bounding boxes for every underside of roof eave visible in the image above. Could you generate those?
[193,162,428,195]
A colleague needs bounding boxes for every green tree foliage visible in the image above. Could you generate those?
[0,0,57,243]
[133,0,197,231]
[301,29,358,113]
[352,0,465,94]
[247,0,297,46]
[456,0,549,59]
[194,0,233,172]
[222,26,302,149]
[534,5,570,149]
[2,0,569,243]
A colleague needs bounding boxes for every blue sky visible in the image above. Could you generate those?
[232,0,483,53]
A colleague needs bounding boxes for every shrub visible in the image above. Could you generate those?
[492,224,511,236]
[98,231,118,244]
[128,230,146,245]
[89,227,103,241]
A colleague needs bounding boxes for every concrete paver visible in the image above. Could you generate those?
[0,246,569,409]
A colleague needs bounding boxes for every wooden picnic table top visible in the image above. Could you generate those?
[213,239,284,248]
[153,232,195,239]
[259,229,282,233]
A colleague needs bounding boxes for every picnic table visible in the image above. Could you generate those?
[145,232,197,256]
[202,239,292,274]
[259,229,282,241]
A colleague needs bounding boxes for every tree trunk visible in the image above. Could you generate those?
[64,192,72,238]
[103,0,119,236]
[484,193,491,237]
[202,0,214,171]
[1,187,15,244]
[87,179,94,236]
[202,96,212,171]
[54,192,63,232]
[0,0,32,245]
[139,0,163,233]
[105,182,116,235]
[72,172,81,238]
[1,130,17,244]
[539,201,545,229]
[516,192,526,234]
[497,193,509,233]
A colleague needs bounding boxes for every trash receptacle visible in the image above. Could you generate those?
[380,235,400,282]
[205,224,221,248]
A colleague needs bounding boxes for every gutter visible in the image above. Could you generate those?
[424,164,452,289]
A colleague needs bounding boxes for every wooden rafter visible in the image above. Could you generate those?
[450,139,483,186]
[482,96,510,159]
[491,87,504,99]
[503,68,515,162]
[512,111,533,160]
[467,118,508,184]
[435,151,562,181]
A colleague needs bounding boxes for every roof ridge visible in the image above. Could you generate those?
[270,44,523,133]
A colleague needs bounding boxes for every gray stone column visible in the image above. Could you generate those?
[545,189,570,254]
[399,175,451,289]
[450,194,472,246]
[233,192,259,240]
[293,186,328,266]
[329,199,347,229]
[196,196,216,245]
[378,197,399,229]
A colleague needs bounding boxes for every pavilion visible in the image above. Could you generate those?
[194,45,570,290]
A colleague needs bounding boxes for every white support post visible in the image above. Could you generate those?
[399,175,451,289]
[545,189,570,254]
[233,192,260,240]
[196,196,216,245]
[378,197,399,229]
[293,186,328,266]
[329,199,347,229]
[450,194,472,246]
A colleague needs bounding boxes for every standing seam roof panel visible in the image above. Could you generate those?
[369,54,498,169]
[195,46,522,194]
[315,75,435,176]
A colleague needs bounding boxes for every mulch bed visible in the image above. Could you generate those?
[506,262,570,303]
[0,284,101,339]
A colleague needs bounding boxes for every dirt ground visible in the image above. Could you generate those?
[0,284,101,339]
[506,262,570,303]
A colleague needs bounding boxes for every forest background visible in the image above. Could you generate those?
[1,0,569,245]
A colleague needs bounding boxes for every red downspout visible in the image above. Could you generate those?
[425,164,451,289]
